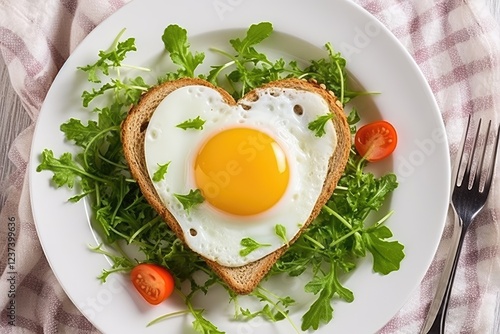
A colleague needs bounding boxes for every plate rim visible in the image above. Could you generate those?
[29,0,451,333]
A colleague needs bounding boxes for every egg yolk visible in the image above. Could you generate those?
[194,127,289,216]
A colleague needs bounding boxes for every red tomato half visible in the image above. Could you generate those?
[130,263,175,305]
[354,120,397,162]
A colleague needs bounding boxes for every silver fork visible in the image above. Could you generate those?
[422,116,500,334]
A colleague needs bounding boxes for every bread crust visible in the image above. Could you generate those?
[121,77,351,294]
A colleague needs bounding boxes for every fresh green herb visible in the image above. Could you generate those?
[81,76,149,108]
[301,262,354,330]
[239,238,272,257]
[37,149,108,188]
[161,24,205,79]
[152,162,171,182]
[208,23,368,103]
[346,108,361,134]
[147,289,225,334]
[208,22,303,98]
[38,23,403,334]
[302,42,366,105]
[176,116,206,130]
[274,224,288,245]
[77,29,150,107]
[208,22,275,97]
[191,309,225,334]
[308,113,334,137]
[174,189,205,213]
[230,22,273,58]
[77,29,137,83]
[266,150,402,330]
[363,215,405,274]
[238,287,299,332]
[89,244,135,282]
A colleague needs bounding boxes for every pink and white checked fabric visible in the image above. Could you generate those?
[0,0,499,333]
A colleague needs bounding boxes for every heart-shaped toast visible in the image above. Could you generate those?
[121,77,350,294]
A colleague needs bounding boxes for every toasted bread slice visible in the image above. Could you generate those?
[121,77,351,294]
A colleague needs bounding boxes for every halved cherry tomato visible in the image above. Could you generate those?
[130,263,175,305]
[354,120,397,162]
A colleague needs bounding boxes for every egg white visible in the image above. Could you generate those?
[144,85,337,267]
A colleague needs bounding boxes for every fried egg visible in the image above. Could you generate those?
[144,84,337,267]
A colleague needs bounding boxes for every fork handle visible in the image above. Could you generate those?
[423,220,468,334]
[421,210,461,333]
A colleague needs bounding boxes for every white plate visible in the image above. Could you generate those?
[29,0,451,333]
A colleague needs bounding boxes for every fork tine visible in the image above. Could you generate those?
[456,115,473,187]
[482,122,500,194]
[473,120,490,190]
[464,118,482,189]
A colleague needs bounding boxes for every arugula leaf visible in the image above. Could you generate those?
[192,309,225,334]
[152,162,171,182]
[162,24,205,78]
[37,150,81,188]
[210,21,274,85]
[239,238,271,257]
[303,43,347,104]
[208,22,294,97]
[207,22,370,103]
[82,83,113,107]
[347,108,360,125]
[95,102,126,130]
[363,224,405,274]
[176,116,206,130]
[274,224,288,245]
[240,305,286,322]
[78,30,137,83]
[60,119,101,148]
[301,288,333,331]
[89,244,135,282]
[229,22,273,61]
[347,108,361,134]
[308,113,334,137]
[301,263,354,331]
[237,287,296,328]
[149,292,225,334]
[115,76,149,105]
[37,149,107,188]
[174,189,205,213]
[81,76,149,108]
[343,173,398,220]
